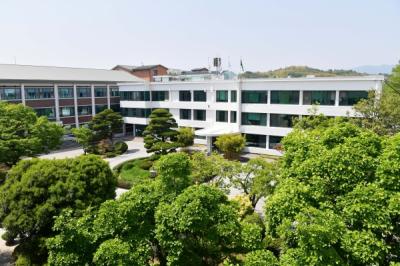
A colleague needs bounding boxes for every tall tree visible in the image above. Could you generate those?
[0,102,64,166]
[143,108,179,155]
[353,63,400,135]
[0,155,116,264]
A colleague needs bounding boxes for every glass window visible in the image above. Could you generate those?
[339,91,369,106]
[270,114,298,128]
[246,134,266,148]
[194,109,206,121]
[58,86,74,98]
[230,111,237,123]
[242,90,268,103]
[152,91,169,101]
[34,108,55,120]
[95,105,108,113]
[180,109,191,120]
[271,90,299,104]
[231,91,237,102]
[120,91,150,101]
[303,91,335,105]
[0,86,21,100]
[78,105,92,116]
[94,86,107,97]
[216,90,228,102]
[216,110,228,122]
[179,90,191,101]
[194,90,206,102]
[77,86,91,98]
[241,112,267,126]
[121,108,151,118]
[60,106,75,117]
[269,136,283,150]
[110,86,119,97]
[110,104,120,113]
[25,86,54,99]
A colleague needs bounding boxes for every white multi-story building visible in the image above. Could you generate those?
[119,75,384,155]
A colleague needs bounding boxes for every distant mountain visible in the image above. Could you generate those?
[240,66,364,79]
[352,65,394,75]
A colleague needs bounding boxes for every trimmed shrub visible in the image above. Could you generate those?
[215,133,245,160]
[114,141,128,155]
[139,159,153,170]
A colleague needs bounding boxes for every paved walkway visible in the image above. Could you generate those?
[39,138,149,169]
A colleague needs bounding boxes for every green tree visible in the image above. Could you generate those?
[264,121,400,265]
[177,127,194,148]
[155,185,241,265]
[72,126,94,154]
[0,155,116,264]
[190,152,228,184]
[215,133,245,160]
[143,108,179,155]
[243,250,278,266]
[353,64,400,135]
[228,158,280,208]
[0,102,64,166]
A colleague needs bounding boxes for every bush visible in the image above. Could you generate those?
[114,141,128,155]
[215,133,246,160]
[177,127,194,147]
[139,159,153,170]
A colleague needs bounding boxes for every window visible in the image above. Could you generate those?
[152,69,158,76]
[121,108,152,118]
[194,90,206,102]
[78,106,92,116]
[216,90,228,102]
[246,134,266,148]
[271,90,299,104]
[110,104,120,112]
[60,106,75,117]
[339,91,369,106]
[269,136,283,149]
[120,91,150,101]
[179,90,191,101]
[231,91,237,102]
[216,110,228,122]
[77,86,91,98]
[25,86,54,99]
[0,86,21,100]
[194,109,206,121]
[180,109,191,120]
[303,91,335,105]
[94,86,107,97]
[270,114,298,128]
[242,90,268,103]
[110,86,119,97]
[152,91,169,101]
[242,112,267,126]
[58,86,74,98]
[34,108,55,120]
[95,105,108,113]
[230,111,237,123]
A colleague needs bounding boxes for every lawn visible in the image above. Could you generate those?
[115,158,153,188]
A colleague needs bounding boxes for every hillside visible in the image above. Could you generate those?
[240,66,364,78]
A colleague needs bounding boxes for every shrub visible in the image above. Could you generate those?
[177,127,194,147]
[139,159,153,170]
[215,133,246,160]
[114,141,128,155]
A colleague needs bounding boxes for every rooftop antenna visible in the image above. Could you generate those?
[228,56,231,70]
[13,56,17,64]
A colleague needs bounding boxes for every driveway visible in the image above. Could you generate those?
[39,138,149,169]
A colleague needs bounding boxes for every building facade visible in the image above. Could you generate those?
[0,64,142,129]
[118,75,384,155]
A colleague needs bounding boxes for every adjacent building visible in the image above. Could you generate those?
[118,74,384,155]
[112,64,168,81]
[0,64,142,129]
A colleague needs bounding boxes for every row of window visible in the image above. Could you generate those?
[34,105,114,118]
[0,86,119,100]
[119,89,368,106]
[245,134,283,150]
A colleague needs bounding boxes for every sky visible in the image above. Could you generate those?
[0,0,399,72]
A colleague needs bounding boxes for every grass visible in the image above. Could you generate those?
[116,158,153,188]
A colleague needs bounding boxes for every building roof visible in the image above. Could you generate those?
[0,64,144,83]
[113,64,167,71]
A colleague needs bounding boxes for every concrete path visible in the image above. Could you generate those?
[0,229,14,266]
